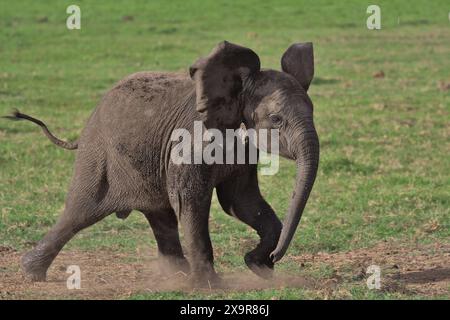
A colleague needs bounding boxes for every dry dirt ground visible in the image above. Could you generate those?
[0,241,449,299]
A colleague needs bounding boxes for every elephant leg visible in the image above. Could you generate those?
[217,167,282,278]
[21,198,111,282]
[174,191,219,287]
[142,209,190,275]
[21,149,113,282]
[219,194,282,278]
[232,199,281,278]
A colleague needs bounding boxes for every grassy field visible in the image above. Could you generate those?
[0,0,449,299]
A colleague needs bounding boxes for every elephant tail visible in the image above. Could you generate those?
[3,109,79,150]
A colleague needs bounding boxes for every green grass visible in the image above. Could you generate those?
[0,0,449,299]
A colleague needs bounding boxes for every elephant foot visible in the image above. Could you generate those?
[244,251,274,279]
[21,251,48,282]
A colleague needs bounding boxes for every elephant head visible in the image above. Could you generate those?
[190,41,320,262]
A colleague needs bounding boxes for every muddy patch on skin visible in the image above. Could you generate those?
[0,241,448,299]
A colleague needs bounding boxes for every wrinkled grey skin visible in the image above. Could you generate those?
[11,41,319,287]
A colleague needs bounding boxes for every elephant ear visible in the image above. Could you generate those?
[190,41,260,129]
[281,42,314,92]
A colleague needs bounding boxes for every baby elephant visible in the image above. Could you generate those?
[7,41,319,287]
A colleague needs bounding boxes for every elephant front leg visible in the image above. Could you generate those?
[239,200,282,278]
[174,192,220,288]
[217,176,282,279]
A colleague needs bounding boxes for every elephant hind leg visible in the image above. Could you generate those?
[142,209,190,276]
[21,199,112,281]
[21,148,114,281]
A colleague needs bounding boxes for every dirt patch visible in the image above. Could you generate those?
[0,247,316,299]
[1,241,448,299]
[291,241,450,297]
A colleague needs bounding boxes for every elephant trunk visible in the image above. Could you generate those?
[270,126,319,263]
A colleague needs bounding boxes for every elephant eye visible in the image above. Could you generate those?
[269,114,283,126]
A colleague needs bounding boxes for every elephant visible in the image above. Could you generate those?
[5,41,319,287]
